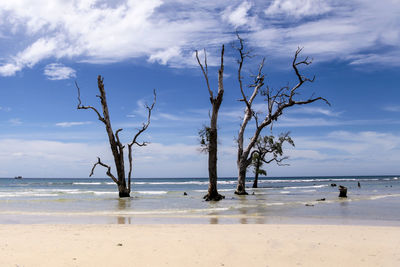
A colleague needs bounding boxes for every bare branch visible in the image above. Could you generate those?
[129,90,156,148]
[235,40,328,195]
[89,157,119,185]
[76,81,106,123]
[293,96,330,107]
[236,34,251,109]
[217,44,225,100]
[115,128,125,154]
[263,156,289,165]
[290,47,317,99]
[195,49,213,100]
[128,90,156,182]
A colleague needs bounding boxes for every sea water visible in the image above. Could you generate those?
[0,176,399,225]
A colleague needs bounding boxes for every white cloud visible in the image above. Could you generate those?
[384,105,400,112]
[253,0,400,66]
[0,129,399,178]
[0,138,110,177]
[291,131,400,158]
[0,138,210,178]
[55,121,92,127]
[0,37,61,76]
[274,117,400,128]
[9,118,22,125]
[223,1,252,27]
[0,63,21,76]
[158,113,182,121]
[348,51,400,66]
[0,106,11,112]
[0,0,400,75]
[288,107,340,117]
[148,46,181,65]
[265,0,332,18]
[269,130,400,176]
[44,63,76,80]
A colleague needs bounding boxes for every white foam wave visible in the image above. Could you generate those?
[301,190,317,193]
[369,194,400,200]
[133,181,237,186]
[136,191,168,195]
[73,182,102,185]
[283,185,328,189]
[93,192,117,195]
[259,178,382,183]
[134,181,207,185]
[265,202,285,206]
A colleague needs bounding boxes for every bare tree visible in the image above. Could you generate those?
[235,35,329,195]
[76,75,156,198]
[251,133,294,188]
[195,45,225,201]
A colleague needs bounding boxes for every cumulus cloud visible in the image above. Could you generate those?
[0,129,399,177]
[0,0,399,75]
[0,138,211,178]
[0,63,21,77]
[222,1,252,27]
[148,46,181,65]
[44,63,76,80]
[0,37,60,76]
[277,130,400,176]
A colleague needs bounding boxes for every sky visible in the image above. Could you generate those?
[0,0,400,178]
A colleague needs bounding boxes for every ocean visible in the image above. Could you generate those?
[0,176,399,225]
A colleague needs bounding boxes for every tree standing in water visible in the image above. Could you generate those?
[76,75,155,198]
[235,35,329,195]
[251,133,294,188]
[196,45,225,201]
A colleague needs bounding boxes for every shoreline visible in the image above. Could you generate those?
[2,176,400,226]
[1,224,399,266]
[2,213,400,226]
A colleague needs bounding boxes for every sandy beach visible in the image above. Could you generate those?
[1,224,399,267]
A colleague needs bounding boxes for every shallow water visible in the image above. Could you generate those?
[0,176,399,225]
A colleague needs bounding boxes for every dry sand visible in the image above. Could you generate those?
[1,224,399,267]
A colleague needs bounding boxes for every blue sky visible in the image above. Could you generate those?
[0,0,400,178]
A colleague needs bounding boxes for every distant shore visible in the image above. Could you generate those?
[1,224,399,267]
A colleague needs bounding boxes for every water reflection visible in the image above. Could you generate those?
[116,198,132,224]
[209,217,219,224]
[339,198,350,218]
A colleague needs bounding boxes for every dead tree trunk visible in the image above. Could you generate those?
[196,45,225,201]
[234,35,329,195]
[77,75,155,198]
[338,185,347,197]
[252,153,261,188]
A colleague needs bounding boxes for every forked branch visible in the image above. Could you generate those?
[129,90,156,148]
[89,157,119,185]
[76,81,106,123]
[195,49,213,100]
[127,90,157,184]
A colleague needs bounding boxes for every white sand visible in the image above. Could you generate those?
[1,224,399,267]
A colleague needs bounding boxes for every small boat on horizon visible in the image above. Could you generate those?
[14,176,22,179]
